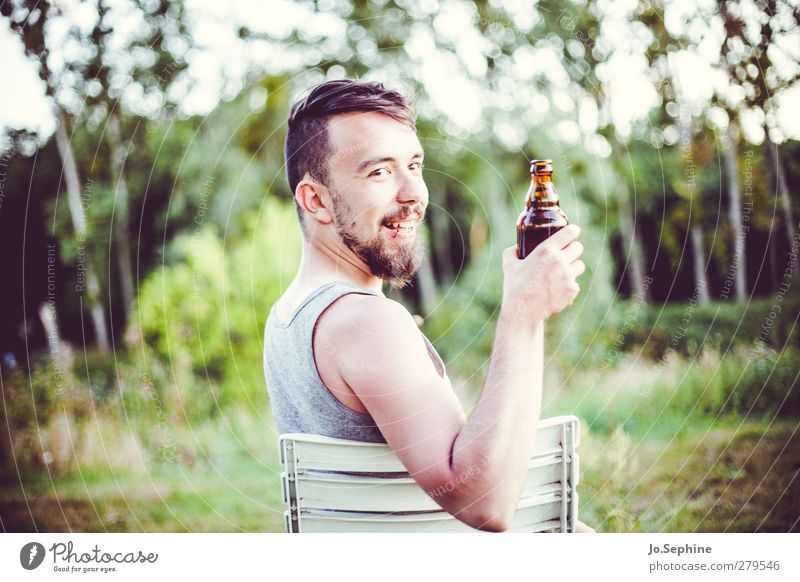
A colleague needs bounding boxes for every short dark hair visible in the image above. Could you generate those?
[284,79,416,236]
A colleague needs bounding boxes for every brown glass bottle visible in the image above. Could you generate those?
[516,159,569,259]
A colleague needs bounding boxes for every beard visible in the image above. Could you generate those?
[330,192,425,290]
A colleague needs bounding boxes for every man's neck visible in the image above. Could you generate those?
[292,239,384,295]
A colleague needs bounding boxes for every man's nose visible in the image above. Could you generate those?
[396,171,427,207]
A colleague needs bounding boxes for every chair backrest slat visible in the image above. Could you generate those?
[290,495,567,534]
[287,455,574,513]
[282,416,576,474]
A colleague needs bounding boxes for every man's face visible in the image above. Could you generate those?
[323,112,428,288]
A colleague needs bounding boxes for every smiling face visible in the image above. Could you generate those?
[322,112,428,288]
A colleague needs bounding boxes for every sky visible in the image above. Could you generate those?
[0,0,798,150]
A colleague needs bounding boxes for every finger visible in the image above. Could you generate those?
[541,224,580,250]
[503,246,518,262]
[571,259,586,277]
[562,241,584,263]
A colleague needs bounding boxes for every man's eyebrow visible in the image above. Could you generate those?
[355,152,424,173]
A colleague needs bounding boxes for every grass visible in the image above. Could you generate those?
[0,455,285,532]
[2,343,798,533]
[2,417,797,533]
[0,406,287,532]
[538,344,800,532]
[577,419,800,532]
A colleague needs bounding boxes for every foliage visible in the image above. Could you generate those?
[545,345,800,440]
[130,199,301,418]
[621,297,800,360]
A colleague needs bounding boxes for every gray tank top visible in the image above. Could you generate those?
[264,281,448,443]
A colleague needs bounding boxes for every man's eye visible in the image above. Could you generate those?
[370,168,390,177]
[410,162,424,172]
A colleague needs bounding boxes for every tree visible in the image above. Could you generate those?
[2,0,111,352]
[534,0,653,301]
[716,0,799,276]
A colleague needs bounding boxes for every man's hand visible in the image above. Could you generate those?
[501,224,585,325]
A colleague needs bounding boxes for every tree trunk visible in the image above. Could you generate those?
[617,192,650,302]
[427,200,453,282]
[487,183,513,244]
[416,230,439,316]
[690,223,711,304]
[107,113,135,323]
[764,133,798,277]
[677,108,710,304]
[611,140,651,302]
[723,123,747,301]
[54,107,111,353]
[38,302,65,376]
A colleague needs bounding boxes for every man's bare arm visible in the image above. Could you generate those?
[444,225,585,529]
[319,225,584,532]
[443,309,545,530]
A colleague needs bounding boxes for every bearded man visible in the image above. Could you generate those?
[264,79,588,532]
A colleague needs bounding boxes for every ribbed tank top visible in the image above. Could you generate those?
[264,281,448,443]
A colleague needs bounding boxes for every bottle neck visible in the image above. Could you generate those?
[527,172,558,204]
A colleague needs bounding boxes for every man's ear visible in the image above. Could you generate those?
[295,176,333,227]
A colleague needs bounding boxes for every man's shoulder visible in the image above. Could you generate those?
[326,293,413,323]
[320,292,414,336]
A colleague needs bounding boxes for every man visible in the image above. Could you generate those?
[264,79,588,532]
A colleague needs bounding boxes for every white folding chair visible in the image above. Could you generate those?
[279,415,580,533]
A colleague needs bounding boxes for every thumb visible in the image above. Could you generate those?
[502,245,518,264]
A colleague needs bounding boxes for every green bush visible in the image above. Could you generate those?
[545,345,800,439]
[76,349,120,401]
[623,297,800,360]
[130,199,301,420]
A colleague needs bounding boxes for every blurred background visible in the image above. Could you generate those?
[0,0,798,533]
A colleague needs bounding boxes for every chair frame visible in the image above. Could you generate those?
[280,415,580,533]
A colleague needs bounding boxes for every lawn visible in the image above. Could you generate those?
[2,419,796,533]
[578,419,799,532]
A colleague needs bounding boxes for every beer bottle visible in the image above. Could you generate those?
[516,159,569,259]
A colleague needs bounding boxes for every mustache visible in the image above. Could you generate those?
[382,206,425,224]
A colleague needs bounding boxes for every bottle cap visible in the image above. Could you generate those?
[530,159,553,174]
